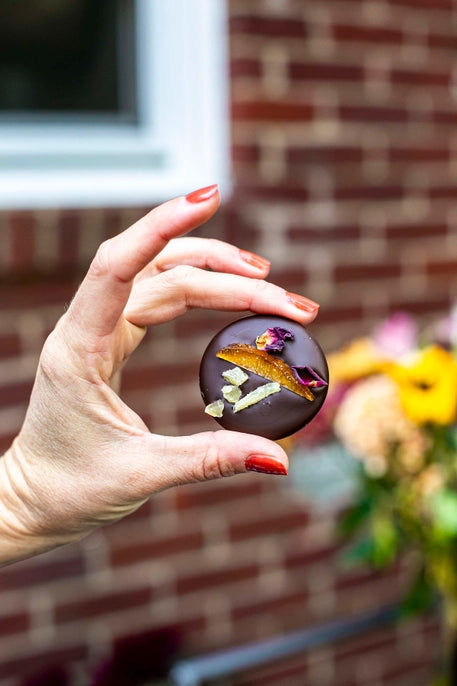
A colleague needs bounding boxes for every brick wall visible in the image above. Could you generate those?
[0,0,455,683]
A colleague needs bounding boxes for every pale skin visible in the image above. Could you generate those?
[0,186,319,566]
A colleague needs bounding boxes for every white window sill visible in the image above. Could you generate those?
[0,0,231,209]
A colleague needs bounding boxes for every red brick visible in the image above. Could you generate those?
[285,543,338,569]
[232,144,261,163]
[429,184,457,198]
[333,23,403,45]
[174,311,235,338]
[230,16,307,38]
[232,101,314,123]
[288,224,362,243]
[286,146,364,166]
[176,563,259,594]
[228,652,309,686]
[234,183,310,202]
[389,0,453,7]
[0,332,21,358]
[231,58,262,79]
[269,266,308,292]
[110,530,204,567]
[55,587,152,623]
[339,104,409,123]
[0,277,77,310]
[389,147,450,163]
[432,111,457,126]
[0,643,88,681]
[103,206,128,240]
[335,566,395,592]
[316,304,365,324]
[232,590,309,621]
[381,654,438,682]
[0,611,29,636]
[0,380,33,407]
[389,296,451,315]
[289,61,364,83]
[333,262,402,282]
[391,68,450,88]
[428,32,457,51]
[176,404,208,427]
[0,553,85,589]
[174,479,265,510]
[121,361,197,391]
[10,211,35,272]
[229,510,309,542]
[385,222,447,240]
[426,259,457,276]
[58,210,80,267]
[334,184,404,202]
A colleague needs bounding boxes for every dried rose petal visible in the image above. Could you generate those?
[291,365,328,388]
[256,327,294,352]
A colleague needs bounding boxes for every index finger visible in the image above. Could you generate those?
[67,185,220,338]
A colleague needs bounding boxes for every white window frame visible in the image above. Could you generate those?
[0,0,230,209]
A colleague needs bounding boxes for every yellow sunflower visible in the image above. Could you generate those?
[328,337,387,384]
[385,345,457,426]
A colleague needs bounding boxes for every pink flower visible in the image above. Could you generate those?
[372,312,418,358]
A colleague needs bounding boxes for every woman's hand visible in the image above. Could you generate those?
[0,185,319,565]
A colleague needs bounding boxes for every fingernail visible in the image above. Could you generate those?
[286,292,320,313]
[245,455,288,476]
[239,249,271,270]
[186,184,219,203]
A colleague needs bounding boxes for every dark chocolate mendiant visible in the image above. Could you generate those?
[199,315,329,440]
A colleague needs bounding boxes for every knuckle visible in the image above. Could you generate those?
[254,278,272,295]
[248,278,272,308]
[200,433,235,481]
[206,237,226,252]
[171,263,195,282]
[90,239,114,278]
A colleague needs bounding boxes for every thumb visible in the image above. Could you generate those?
[141,430,289,491]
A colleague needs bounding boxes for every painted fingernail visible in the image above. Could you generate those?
[185,184,219,203]
[286,292,320,313]
[245,455,288,476]
[239,249,271,270]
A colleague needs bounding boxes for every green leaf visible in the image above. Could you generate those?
[431,490,457,536]
[341,536,376,569]
[399,566,436,619]
[371,514,398,567]
[338,498,372,537]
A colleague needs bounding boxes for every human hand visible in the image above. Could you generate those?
[0,185,319,564]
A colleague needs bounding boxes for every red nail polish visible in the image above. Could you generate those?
[239,249,271,270]
[286,292,320,313]
[185,184,219,203]
[245,455,288,476]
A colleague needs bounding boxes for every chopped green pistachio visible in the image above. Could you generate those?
[222,384,242,404]
[204,399,225,417]
[222,366,249,386]
[233,382,281,413]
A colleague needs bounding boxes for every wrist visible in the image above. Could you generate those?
[0,440,76,566]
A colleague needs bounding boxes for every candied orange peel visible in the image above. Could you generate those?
[216,343,314,400]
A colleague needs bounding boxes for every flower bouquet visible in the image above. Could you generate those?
[292,311,457,683]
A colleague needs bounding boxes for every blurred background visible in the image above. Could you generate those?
[1,0,457,684]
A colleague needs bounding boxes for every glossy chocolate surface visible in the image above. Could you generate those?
[199,315,329,440]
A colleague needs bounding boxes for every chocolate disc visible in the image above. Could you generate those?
[199,315,329,440]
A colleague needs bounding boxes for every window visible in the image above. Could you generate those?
[0,0,230,208]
